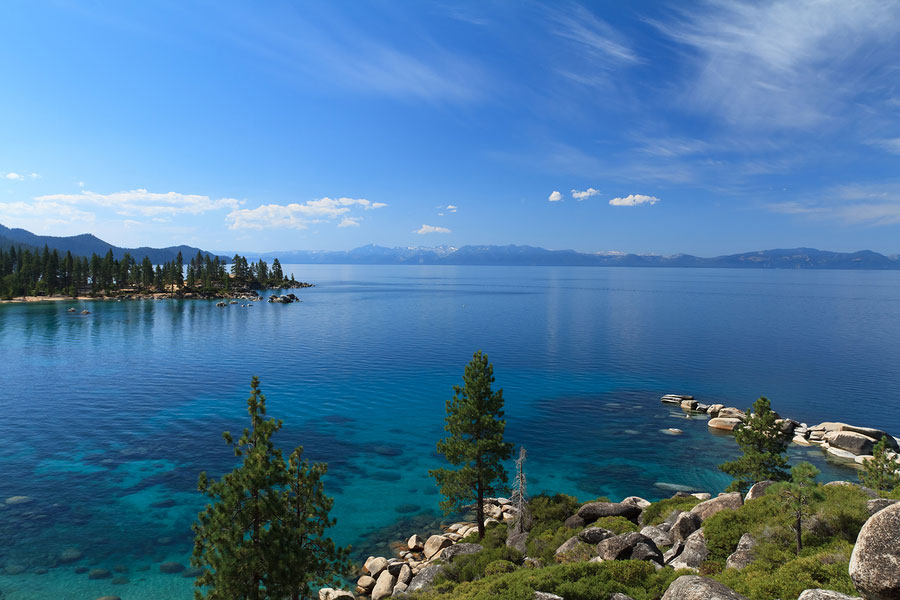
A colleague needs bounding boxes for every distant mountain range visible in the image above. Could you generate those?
[241,244,900,269]
[3,223,899,269]
[0,223,224,263]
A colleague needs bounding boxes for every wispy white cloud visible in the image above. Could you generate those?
[609,194,660,207]
[4,172,24,181]
[548,190,563,202]
[867,138,900,155]
[549,4,638,65]
[651,0,900,131]
[36,189,240,217]
[227,197,384,230]
[766,182,900,225]
[0,200,96,226]
[416,224,451,234]
[338,216,361,227]
[445,204,458,213]
[571,187,601,200]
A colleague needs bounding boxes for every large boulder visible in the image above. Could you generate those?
[398,563,412,586]
[668,529,709,571]
[440,543,482,562]
[725,533,756,570]
[640,525,672,548]
[661,575,749,600]
[595,532,662,563]
[507,530,528,554]
[365,557,388,578]
[797,591,860,600]
[407,534,424,551]
[579,527,615,544]
[371,570,396,600]
[318,589,355,600]
[621,496,652,509]
[423,535,453,560]
[406,565,444,593]
[671,511,701,544]
[576,501,641,523]
[534,593,564,600]
[717,407,747,421]
[744,481,774,502]
[817,423,899,450]
[708,418,744,432]
[690,492,743,521]
[555,535,592,561]
[564,514,587,529]
[355,575,375,594]
[824,431,876,456]
[849,502,900,600]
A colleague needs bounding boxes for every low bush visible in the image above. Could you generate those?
[437,545,524,585]
[640,496,701,526]
[483,559,516,576]
[591,516,638,534]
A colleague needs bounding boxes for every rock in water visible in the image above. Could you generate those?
[159,562,185,574]
[849,502,900,600]
[690,492,743,521]
[824,431,876,455]
[708,417,743,431]
[662,575,749,600]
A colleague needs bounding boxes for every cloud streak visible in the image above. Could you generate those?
[36,189,240,218]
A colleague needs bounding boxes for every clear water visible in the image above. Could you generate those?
[1,265,899,599]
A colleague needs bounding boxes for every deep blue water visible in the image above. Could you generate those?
[1,265,899,599]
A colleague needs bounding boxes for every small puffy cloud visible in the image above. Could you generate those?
[416,224,451,234]
[446,204,458,212]
[548,190,563,202]
[571,187,601,200]
[338,216,361,227]
[227,197,383,230]
[4,172,24,181]
[609,194,660,206]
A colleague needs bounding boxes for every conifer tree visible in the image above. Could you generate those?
[719,396,790,494]
[859,436,900,493]
[192,377,349,600]
[780,461,822,555]
[430,351,514,538]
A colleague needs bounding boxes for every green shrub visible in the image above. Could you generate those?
[715,541,856,600]
[527,524,582,565]
[483,559,516,576]
[703,493,783,562]
[460,522,508,549]
[591,516,638,534]
[528,494,581,534]
[411,560,686,600]
[641,496,701,526]
[437,545,524,584]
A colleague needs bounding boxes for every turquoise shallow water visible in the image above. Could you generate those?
[1,265,899,599]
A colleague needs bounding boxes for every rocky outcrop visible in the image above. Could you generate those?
[796,591,860,600]
[364,556,388,578]
[318,589,355,600]
[690,492,743,521]
[621,496,651,509]
[668,529,709,571]
[579,527,615,544]
[744,481,774,502]
[661,394,694,404]
[716,407,747,421]
[576,501,642,523]
[555,536,592,561]
[725,533,756,570]
[405,564,444,593]
[661,575,749,600]
[824,431,876,456]
[849,502,900,600]
[422,535,453,560]
[534,593,564,600]
[440,543,482,562]
[595,532,662,564]
[639,525,672,548]
[866,498,900,516]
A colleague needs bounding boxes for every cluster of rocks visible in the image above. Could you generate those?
[267,293,300,303]
[661,394,900,470]
[320,498,519,600]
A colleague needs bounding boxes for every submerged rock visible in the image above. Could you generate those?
[159,561,185,574]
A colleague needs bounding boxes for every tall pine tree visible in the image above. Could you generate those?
[192,377,350,600]
[430,351,514,538]
[719,396,790,493]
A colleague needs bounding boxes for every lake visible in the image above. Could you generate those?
[1,265,899,599]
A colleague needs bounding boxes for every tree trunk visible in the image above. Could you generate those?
[476,477,485,539]
[795,512,802,555]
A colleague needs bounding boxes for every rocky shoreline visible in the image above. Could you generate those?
[0,282,315,304]
[660,394,900,467]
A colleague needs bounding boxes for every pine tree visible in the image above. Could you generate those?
[719,396,790,494]
[192,377,350,599]
[859,436,900,493]
[429,351,514,538]
[780,461,822,555]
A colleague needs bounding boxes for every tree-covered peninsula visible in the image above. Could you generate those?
[0,245,311,300]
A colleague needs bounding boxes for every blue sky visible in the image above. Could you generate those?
[2,1,900,255]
